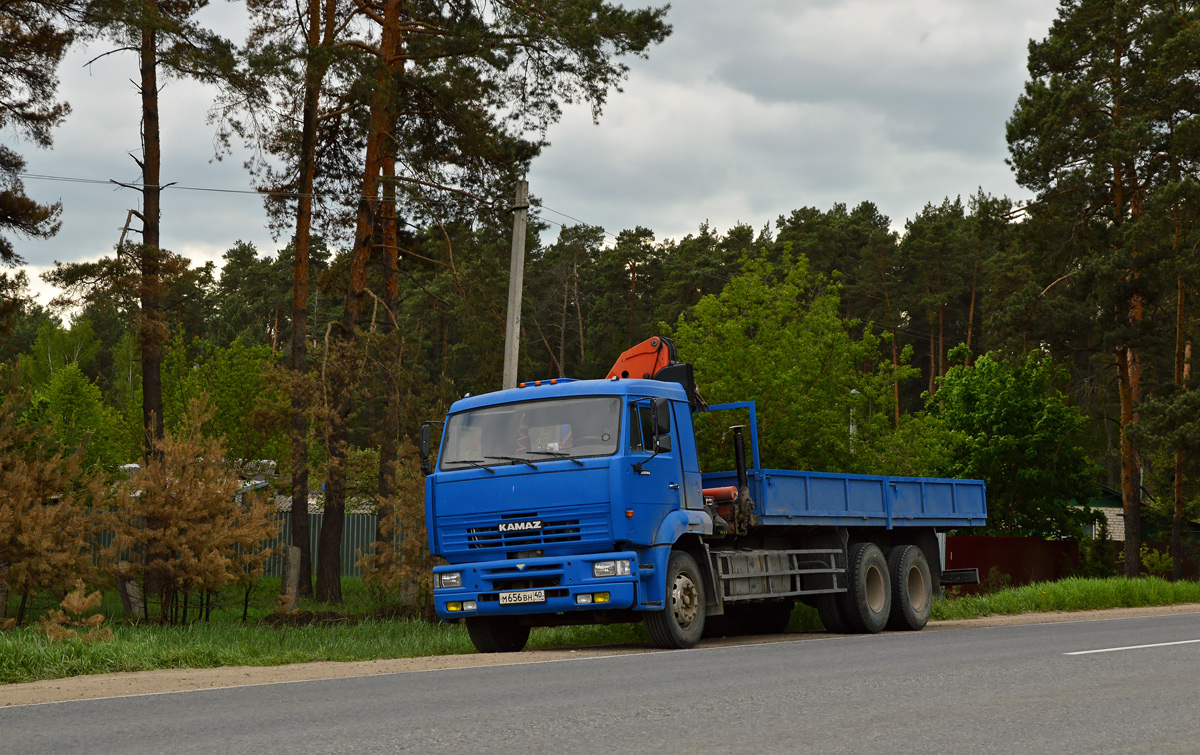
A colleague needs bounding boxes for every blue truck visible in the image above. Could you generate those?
[420,338,985,652]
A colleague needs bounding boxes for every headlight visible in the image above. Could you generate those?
[592,560,632,578]
[437,571,462,589]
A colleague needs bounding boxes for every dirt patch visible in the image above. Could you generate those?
[3,603,1198,708]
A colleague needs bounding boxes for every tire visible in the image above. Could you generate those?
[741,601,794,635]
[842,542,891,634]
[816,595,850,634]
[886,544,932,631]
[465,617,531,653]
[644,550,706,649]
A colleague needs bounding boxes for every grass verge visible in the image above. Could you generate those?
[0,621,662,685]
[2,577,1198,685]
[930,577,1200,621]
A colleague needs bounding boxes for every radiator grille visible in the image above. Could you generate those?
[438,504,610,554]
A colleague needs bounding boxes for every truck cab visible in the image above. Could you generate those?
[425,377,711,651]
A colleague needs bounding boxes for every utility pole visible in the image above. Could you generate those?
[503,180,529,390]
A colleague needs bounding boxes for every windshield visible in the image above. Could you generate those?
[440,396,622,470]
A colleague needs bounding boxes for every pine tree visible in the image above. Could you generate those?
[0,0,80,264]
[1007,0,1176,574]
[0,368,101,625]
[102,397,279,624]
[78,0,236,458]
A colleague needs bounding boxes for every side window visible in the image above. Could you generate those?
[628,403,655,453]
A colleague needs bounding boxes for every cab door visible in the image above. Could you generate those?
[623,397,684,540]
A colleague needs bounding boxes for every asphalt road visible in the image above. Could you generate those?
[4,613,1200,754]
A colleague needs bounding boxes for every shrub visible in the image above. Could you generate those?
[102,397,280,624]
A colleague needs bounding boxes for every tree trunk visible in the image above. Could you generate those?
[317,0,400,602]
[1117,347,1140,577]
[1172,274,1187,581]
[937,303,946,377]
[628,260,636,347]
[375,127,400,546]
[574,254,585,367]
[965,262,977,367]
[927,323,936,396]
[288,0,326,597]
[557,271,568,377]
[891,329,900,429]
[139,1,164,456]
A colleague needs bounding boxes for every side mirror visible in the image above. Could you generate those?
[654,434,672,453]
[652,397,671,435]
[420,423,434,476]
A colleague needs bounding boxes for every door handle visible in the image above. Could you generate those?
[669,483,680,489]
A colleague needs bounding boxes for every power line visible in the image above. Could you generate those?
[531,201,619,240]
[17,170,950,347]
[17,172,507,211]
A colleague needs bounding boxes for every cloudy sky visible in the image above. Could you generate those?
[11,0,1060,304]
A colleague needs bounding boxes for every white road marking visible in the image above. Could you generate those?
[1065,638,1200,656]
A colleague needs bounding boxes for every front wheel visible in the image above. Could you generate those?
[644,550,706,649]
[466,617,530,653]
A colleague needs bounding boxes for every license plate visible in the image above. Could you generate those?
[499,589,546,605]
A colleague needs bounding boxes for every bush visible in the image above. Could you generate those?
[1077,520,1120,578]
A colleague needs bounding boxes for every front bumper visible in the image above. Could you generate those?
[433,551,640,621]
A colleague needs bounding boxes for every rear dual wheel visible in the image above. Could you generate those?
[886,544,932,631]
[826,542,932,635]
[842,542,891,634]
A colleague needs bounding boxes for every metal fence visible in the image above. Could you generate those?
[93,512,388,580]
[262,512,386,579]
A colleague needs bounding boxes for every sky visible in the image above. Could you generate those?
[9,0,1062,306]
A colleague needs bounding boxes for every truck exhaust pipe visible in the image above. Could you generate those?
[733,425,749,495]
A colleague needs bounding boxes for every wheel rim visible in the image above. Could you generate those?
[671,572,700,630]
[865,563,886,614]
[908,563,928,613]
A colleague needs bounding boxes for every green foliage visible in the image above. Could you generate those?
[1077,520,1120,579]
[671,253,925,475]
[162,334,288,466]
[1140,546,1174,579]
[22,318,100,388]
[929,350,1098,538]
[38,364,123,471]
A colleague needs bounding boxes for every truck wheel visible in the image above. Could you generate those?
[465,617,531,653]
[816,595,849,634]
[644,550,706,649]
[886,544,932,631]
[741,601,794,635]
[843,542,891,634]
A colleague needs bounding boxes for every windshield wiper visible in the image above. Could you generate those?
[450,458,495,473]
[484,455,539,469]
[526,450,584,466]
